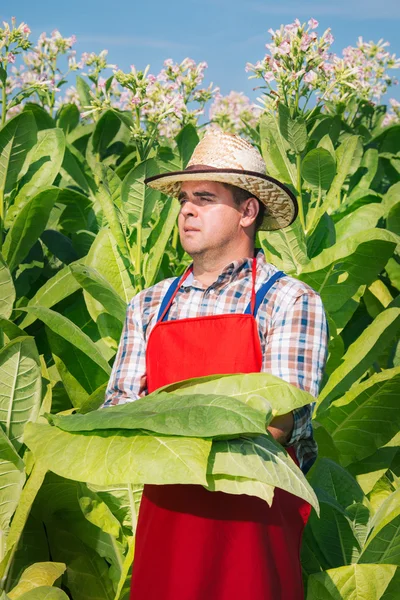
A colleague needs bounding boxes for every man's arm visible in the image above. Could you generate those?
[103,296,147,407]
[262,288,329,444]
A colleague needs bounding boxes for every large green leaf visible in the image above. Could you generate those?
[349,148,379,198]
[0,337,41,450]
[278,104,307,154]
[143,194,180,287]
[87,481,142,533]
[56,103,80,134]
[259,114,296,186]
[59,146,90,195]
[258,218,309,274]
[7,128,65,224]
[94,165,130,261]
[0,428,25,535]
[0,112,37,199]
[57,188,94,234]
[299,229,398,318]
[302,148,336,191]
[16,589,69,600]
[317,307,400,410]
[335,204,384,242]
[24,422,211,486]
[75,75,92,109]
[319,367,400,466]
[306,564,398,600]
[2,462,47,572]
[92,110,122,159]
[8,562,66,599]
[347,433,400,495]
[83,229,135,343]
[48,392,270,438]
[209,434,319,511]
[359,489,400,565]
[46,518,115,600]
[19,264,81,329]
[175,124,199,168]
[69,263,127,323]
[46,329,109,407]
[120,158,160,228]
[205,473,274,505]
[0,252,15,319]
[3,188,59,273]
[158,372,314,417]
[19,306,111,375]
[324,135,362,211]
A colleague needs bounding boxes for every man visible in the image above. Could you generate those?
[105,130,329,600]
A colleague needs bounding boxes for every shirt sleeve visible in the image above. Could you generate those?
[102,294,147,407]
[262,289,329,445]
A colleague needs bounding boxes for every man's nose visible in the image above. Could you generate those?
[180,200,198,217]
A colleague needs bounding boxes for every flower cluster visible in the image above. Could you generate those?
[0,18,31,68]
[246,18,338,115]
[208,91,261,137]
[325,38,400,106]
[383,98,400,126]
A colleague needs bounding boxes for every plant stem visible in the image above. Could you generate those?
[1,83,7,127]
[136,224,142,281]
[296,153,305,230]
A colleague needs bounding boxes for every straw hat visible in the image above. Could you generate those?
[145,129,298,230]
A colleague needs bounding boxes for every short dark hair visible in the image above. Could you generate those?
[222,183,265,232]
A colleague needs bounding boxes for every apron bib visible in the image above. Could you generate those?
[130,259,311,600]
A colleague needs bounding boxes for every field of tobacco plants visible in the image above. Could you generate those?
[1,16,400,600]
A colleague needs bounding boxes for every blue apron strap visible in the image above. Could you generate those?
[157,277,182,322]
[244,270,285,317]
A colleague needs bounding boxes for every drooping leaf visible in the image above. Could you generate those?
[19,264,81,329]
[317,307,400,410]
[306,564,398,600]
[59,146,90,195]
[69,263,127,323]
[3,188,59,273]
[209,434,319,511]
[57,188,94,234]
[0,112,37,199]
[48,392,271,438]
[8,562,66,599]
[15,588,69,600]
[19,306,111,375]
[319,367,400,466]
[0,252,15,319]
[205,474,274,506]
[24,422,211,486]
[0,337,41,450]
[299,229,398,318]
[158,372,314,417]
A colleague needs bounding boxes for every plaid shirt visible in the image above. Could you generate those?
[105,249,329,473]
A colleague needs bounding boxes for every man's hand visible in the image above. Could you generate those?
[267,412,294,445]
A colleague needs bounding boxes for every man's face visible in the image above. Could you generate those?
[178,180,244,257]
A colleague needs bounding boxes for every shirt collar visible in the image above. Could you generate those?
[182,248,266,290]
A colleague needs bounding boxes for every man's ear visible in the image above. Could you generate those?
[240,197,259,227]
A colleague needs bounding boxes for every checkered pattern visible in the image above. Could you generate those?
[104,250,329,473]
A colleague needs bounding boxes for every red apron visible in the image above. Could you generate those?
[130,258,311,600]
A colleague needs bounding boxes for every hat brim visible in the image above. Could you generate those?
[145,168,298,231]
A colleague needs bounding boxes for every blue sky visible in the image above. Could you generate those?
[5,0,400,110]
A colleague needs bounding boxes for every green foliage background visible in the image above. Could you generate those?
[0,36,400,600]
